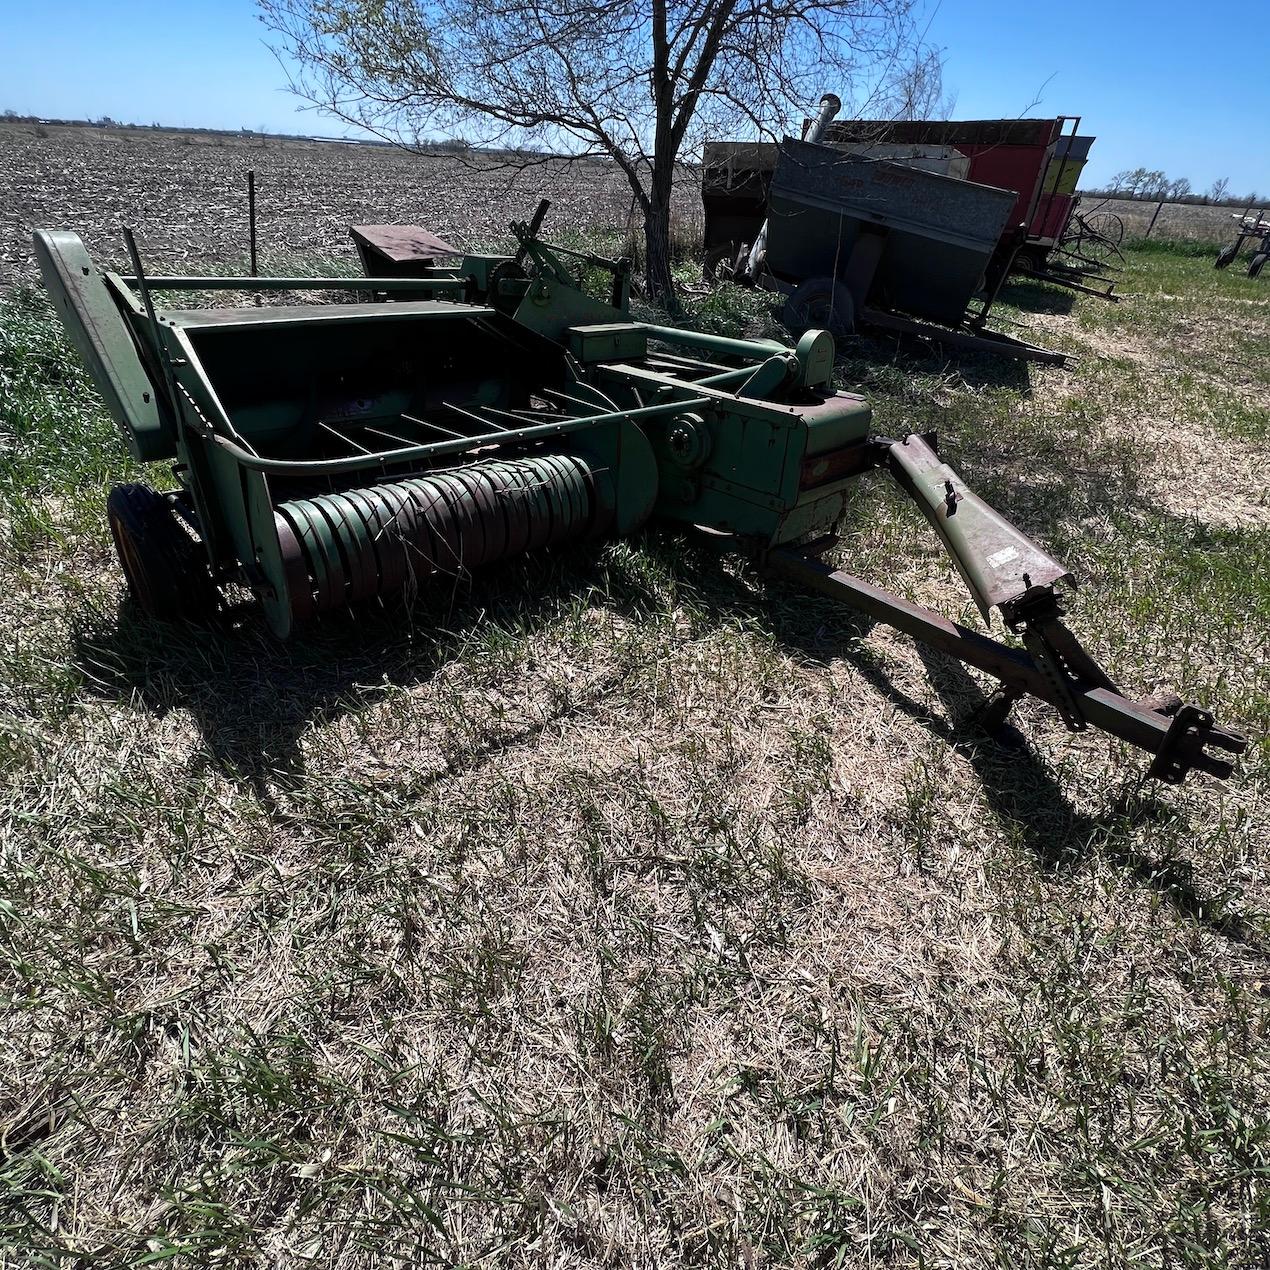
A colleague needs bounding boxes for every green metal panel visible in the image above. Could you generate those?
[567,323,649,363]
[246,469,293,638]
[32,230,171,462]
[512,277,628,342]
[888,434,1071,618]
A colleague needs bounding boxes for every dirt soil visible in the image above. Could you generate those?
[1,122,677,285]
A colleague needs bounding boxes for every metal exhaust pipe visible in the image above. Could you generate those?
[803,93,842,145]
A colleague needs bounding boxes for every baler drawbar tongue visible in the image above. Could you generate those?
[888,434,1072,620]
[768,431,1247,785]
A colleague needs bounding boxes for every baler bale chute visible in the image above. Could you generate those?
[33,202,1247,785]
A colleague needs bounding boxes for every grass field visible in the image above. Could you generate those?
[1087,199,1258,245]
[1,239,1268,1267]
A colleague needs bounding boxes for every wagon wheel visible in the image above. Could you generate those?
[703,242,737,284]
[782,276,855,339]
[1249,253,1267,279]
[1085,212,1123,247]
[1215,243,1239,269]
[1062,215,1091,254]
[1075,212,1124,263]
[107,483,219,621]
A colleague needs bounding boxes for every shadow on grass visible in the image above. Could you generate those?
[998,278,1079,315]
[70,542,617,807]
[71,521,1259,949]
[839,327,1039,397]
[747,571,1264,952]
[907,646,1263,948]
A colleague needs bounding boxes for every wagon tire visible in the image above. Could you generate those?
[107,483,219,621]
[1249,253,1267,279]
[703,242,738,284]
[1015,247,1046,276]
[1215,245,1238,269]
[783,276,855,339]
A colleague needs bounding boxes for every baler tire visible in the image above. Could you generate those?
[783,277,855,339]
[1249,253,1267,279]
[1215,245,1238,269]
[107,483,218,622]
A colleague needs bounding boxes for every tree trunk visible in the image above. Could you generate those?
[643,202,674,305]
[643,160,677,308]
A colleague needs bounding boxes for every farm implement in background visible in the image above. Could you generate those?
[32,203,1246,784]
[702,99,1067,364]
[824,116,1121,302]
[706,109,1121,313]
[1215,209,1270,278]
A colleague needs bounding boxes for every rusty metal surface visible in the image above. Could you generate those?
[887,433,1072,618]
[349,224,461,264]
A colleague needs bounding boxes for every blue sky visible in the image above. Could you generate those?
[0,0,1262,196]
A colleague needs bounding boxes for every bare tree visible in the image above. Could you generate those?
[259,0,928,301]
[1110,166,1159,197]
[1209,176,1230,203]
[880,46,955,121]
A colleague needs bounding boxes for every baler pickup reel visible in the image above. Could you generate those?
[32,202,1246,785]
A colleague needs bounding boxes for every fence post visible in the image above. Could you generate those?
[1145,200,1164,239]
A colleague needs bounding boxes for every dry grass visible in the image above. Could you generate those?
[1,238,1269,1268]
[1086,198,1257,246]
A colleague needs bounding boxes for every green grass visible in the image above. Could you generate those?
[1123,236,1218,259]
[1,245,1268,1268]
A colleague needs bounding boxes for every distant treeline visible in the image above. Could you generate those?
[1082,167,1262,207]
[0,110,521,156]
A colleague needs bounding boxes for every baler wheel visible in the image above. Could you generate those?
[1215,244,1238,269]
[783,276,855,339]
[107,483,218,621]
[1249,253,1267,279]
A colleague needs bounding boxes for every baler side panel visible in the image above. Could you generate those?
[32,230,173,463]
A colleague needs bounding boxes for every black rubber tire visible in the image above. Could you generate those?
[703,242,737,284]
[1215,245,1238,270]
[782,276,855,338]
[107,483,219,621]
[1014,248,1046,276]
[1249,253,1267,279]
